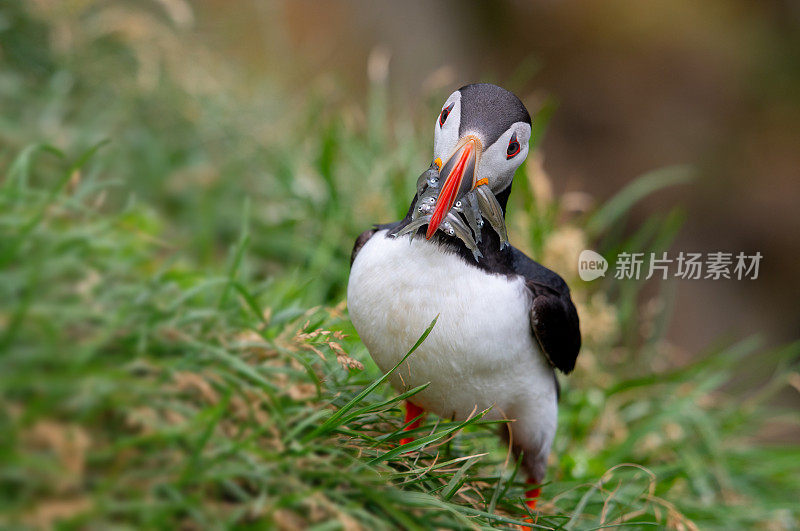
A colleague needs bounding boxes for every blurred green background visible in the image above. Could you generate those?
[6,0,799,350]
[1,0,799,528]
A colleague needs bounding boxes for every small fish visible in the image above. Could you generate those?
[415,161,440,196]
[474,185,508,249]
[405,163,505,254]
[391,215,432,242]
[446,212,482,261]
[456,193,483,244]
[413,162,440,220]
[412,188,438,220]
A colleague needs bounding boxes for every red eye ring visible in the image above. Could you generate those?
[439,102,455,127]
[506,132,521,159]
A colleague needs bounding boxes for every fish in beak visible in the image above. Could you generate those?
[390,134,509,258]
[426,137,481,239]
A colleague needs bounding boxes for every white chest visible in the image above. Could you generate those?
[347,230,555,421]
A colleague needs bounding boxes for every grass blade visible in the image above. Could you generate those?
[304,315,438,441]
[586,165,693,236]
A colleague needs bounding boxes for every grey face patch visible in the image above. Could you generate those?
[457,83,531,149]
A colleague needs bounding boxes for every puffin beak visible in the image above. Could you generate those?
[426,137,480,239]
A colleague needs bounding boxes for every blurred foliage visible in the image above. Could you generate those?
[1,1,799,529]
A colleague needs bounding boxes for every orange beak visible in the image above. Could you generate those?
[426,138,479,239]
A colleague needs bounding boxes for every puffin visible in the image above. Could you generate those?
[347,83,581,512]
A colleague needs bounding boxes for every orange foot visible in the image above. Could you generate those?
[399,400,425,446]
[525,486,541,512]
[512,485,541,528]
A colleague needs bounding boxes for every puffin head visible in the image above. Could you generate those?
[426,83,532,239]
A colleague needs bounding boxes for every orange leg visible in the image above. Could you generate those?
[400,401,425,446]
[513,484,541,529]
[525,485,541,512]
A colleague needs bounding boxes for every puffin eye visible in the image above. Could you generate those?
[439,102,454,127]
[506,132,521,159]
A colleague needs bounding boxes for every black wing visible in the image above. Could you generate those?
[350,229,377,267]
[351,216,409,267]
[510,247,581,374]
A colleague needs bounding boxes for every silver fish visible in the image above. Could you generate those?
[456,193,483,244]
[416,164,440,196]
[391,215,432,242]
[412,188,438,220]
[405,164,505,255]
[446,212,482,261]
[474,185,508,249]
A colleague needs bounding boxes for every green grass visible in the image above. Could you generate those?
[1,2,799,529]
